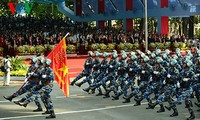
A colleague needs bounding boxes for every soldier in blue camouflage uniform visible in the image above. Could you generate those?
[111,53,128,100]
[122,55,150,103]
[101,51,119,98]
[165,60,196,120]
[14,56,45,112]
[148,59,179,113]
[77,51,101,94]
[3,57,38,102]
[19,58,56,119]
[134,57,167,108]
[89,52,109,95]
[70,51,94,86]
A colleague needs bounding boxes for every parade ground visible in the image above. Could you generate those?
[0,56,199,120]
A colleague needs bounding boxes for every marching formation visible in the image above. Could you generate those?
[71,48,200,120]
[3,56,56,119]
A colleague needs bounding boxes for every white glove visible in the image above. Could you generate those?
[142,70,145,74]
[28,72,34,76]
[194,74,200,77]
[177,82,180,88]
[39,81,42,85]
[183,78,189,81]
[167,74,171,78]
[163,80,166,85]
[129,68,133,71]
[42,75,47,78]
[24,77,28,82]
[86,62,89,65]
[153,71,159,74]
[110,65,113,68]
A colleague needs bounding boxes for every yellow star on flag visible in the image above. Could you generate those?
[59,63,68,77]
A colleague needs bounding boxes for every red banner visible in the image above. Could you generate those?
[126,19,133,31]
[76,0,82,16]
[47,37,70,96]
[161,16,169,35]
[161,0,168,8]
[98,21,105,29]
[126,0,133,11]
[98,0,104,13]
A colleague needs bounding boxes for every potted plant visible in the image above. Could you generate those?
[107,43,115,51]
[124,43,133,51]
[15,46,24,55]
[91,44,99,51]
[99,43,107,51]
[148,43,156,51]
[0,47,3,56]
[132,42,139,50]
[117,43,125,51]
[67,45,76,54]
[156,43,164,50]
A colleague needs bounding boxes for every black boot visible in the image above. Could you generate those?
[33,106,43,112]
[170,107,178,117]
[195,102,200,107]
[157,104,165,113]
[13,98,26,106]
[122,93,133,103]
[19,101,29,108]
[46,110,56,119]
[134,97,142,106]
[165,105,171,111]
[89,89,95,94]
[122,99,131,103]
[96,88,103,96]
[187,111,195,120]
[70,80,76,86]
[75,82,83,87]
[42,110,51,115]
[83,87,90,93]
[147,102,158,109]
[103,89,111,98]
[3,95,15,101]
[112,93,121,100]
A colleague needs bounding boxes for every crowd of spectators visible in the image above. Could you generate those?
[0,16,198,56]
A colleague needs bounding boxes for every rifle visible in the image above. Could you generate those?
[13,66,39,96]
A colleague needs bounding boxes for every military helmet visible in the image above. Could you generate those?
[162,53,168,60]
[102,52,108,58]
[151,53,156,58]
[112,52,118,59]
[113,50,117,54]
[130,51,135,56]
[146,50,151,55]
[30,56,37,64]
[144,56,150,62]
[155,49,161,55]
[131,54,137,60]
[45,58,52,66]
[94,51,101,57]
[165,49,170,55]
[175,48,180,53]
[122,54,127,60]
[121,50,126,55]
[88,51,93,56]
[186,60,193,67]
[38,56,45,63]
[172,55,178,60]
[156,57,163,63]
[170,59,177,66]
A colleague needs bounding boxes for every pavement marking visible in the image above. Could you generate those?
[0,102,148,120]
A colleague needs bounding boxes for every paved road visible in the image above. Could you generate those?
[0,80,200,120]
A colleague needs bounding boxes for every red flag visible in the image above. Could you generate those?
[47,34,70,96]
